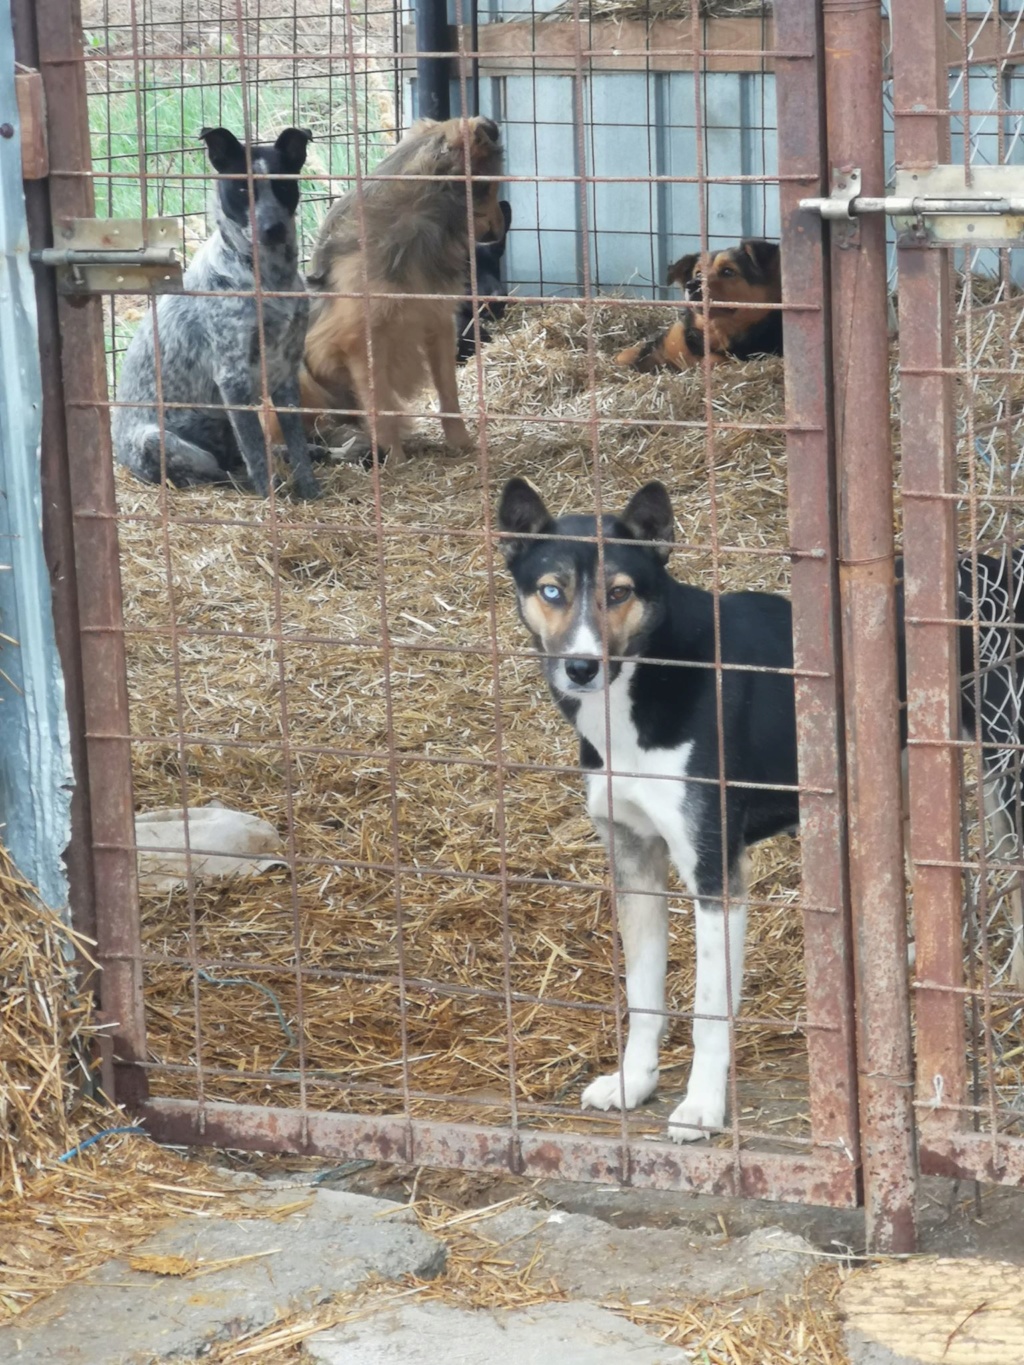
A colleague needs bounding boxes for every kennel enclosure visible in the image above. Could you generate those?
[10,0,1024,1255]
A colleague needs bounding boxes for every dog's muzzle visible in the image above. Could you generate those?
[564,657,601,688]
[260,223,288,246]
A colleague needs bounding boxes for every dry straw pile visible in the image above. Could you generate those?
[0,843,246,1320]
[116,298,809,1145]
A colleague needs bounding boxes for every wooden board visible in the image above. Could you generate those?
[841,1257,1024,1365]
[402,18,1024,77]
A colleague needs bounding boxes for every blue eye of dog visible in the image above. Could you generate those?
[539,584,564,605]
[607,585,633,606]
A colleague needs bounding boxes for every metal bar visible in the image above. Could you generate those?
[32,0,147,1107]
[414,0,452,120]
[891,0,967,1159]
[775,0,860,1172]
[919,1130,1024,1185]
[140,1098,860,1206]
[31,247,179,267]
[800,195,1024,219]
[822,0,917,1254]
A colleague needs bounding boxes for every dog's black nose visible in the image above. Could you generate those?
[476,117,500,143]
[565,657,600,686]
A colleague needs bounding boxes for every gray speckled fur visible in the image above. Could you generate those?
[112,130,320,499]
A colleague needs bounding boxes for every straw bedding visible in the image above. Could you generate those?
[0,839,254,1319]
[114,282,1024,1145]
[113,298,819,1145]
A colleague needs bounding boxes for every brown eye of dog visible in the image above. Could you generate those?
[719,267,734,277]
[607,584,633,606]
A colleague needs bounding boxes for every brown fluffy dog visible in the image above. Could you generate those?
[296,116,504,465]
[615,239,782,373]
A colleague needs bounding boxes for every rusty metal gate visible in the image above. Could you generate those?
[15,0,1024,1253]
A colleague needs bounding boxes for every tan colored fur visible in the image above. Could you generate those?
[289,116,503,463]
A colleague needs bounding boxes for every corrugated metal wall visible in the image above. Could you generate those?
[404,1,1024,297]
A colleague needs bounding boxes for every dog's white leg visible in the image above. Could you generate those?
[424,315,473,450]
[668,859,748,1143]
[581,820,669,1113]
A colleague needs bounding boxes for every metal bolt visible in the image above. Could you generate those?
[0,124,14,139]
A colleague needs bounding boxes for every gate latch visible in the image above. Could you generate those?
[800,164,1024,248]
[31,217,183,295]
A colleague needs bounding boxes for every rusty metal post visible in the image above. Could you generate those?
[822,0,917,1252]
[774,0,859,1185]
[26,0,148,1107]
[890,0,965,1150]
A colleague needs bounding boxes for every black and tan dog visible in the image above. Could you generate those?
[615,239,782,373]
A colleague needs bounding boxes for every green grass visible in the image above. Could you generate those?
[87,45,394,256]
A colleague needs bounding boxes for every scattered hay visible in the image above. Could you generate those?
[179,1190,845,1365]
[0,836,249,1322]
[621,1263,846,1364]
[0,849,93,1193]
[114,295,807,1146]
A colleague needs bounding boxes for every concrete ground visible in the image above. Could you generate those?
[4,1156,1024,1364]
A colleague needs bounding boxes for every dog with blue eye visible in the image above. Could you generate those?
[497,475,799,1141]
[499,477,1024,1141]
[112,125,321,500]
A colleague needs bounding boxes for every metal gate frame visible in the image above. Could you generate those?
[895,1,1024,1192]
[25,0,1017,1253]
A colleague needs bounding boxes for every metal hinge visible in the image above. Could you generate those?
[800,165,1024,248]
[31,218,183,295]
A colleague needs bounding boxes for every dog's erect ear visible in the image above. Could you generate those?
[499,200,512,237]
[740,238,780,280]
[199,127,246,173]
[497,477,554,564]
[620,482,674,563]
[667,252,699,288]
[275,127,313,170]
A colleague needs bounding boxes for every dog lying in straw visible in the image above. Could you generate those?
[297,116,505,466]
[498,478,1024,1141]
[615,238,783,373]
[113,126,320,500]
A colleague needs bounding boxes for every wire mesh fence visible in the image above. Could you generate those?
[27,0,1024,1224]
[895,1,1024,1181]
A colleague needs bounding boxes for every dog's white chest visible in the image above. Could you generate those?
[574,672,696,877]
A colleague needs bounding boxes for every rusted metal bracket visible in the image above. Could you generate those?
[14,69,47,180]
[801,164,1024,247]
[30,217,182,294]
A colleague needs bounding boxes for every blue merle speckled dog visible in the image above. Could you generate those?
[112,126,320,500]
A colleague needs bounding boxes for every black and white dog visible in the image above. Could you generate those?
[112,126,321,500]
[498,477,1024,1140]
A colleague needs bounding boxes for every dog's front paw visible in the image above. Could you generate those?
[441,419,474,451]
[292,472,323,501]
[581,1066,659,1113]
[667,1092,725,1143]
